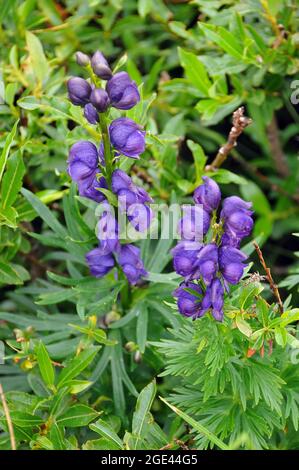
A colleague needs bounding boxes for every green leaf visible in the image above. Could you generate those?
[187,140,207,181]
[17,96,40,110]
[132,380,156,449]
[0,120,19,183]
[0,151,25,209]
[199,23,244,61]
[178,48,212,96]
[0,261,25,285]
[90,419,123,449]
[236,316,253,338]
[160,397,230,450]
[240,181,271,215]
[9,411,43,428]
[57,404,99,428]
[138,0,152,18]
[136,305,148,354]
[35,341,55,387]
[57,347,99,389]
[26,31,49,84]
[21,188,67,237]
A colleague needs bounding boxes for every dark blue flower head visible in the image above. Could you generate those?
[109,118,145,159]
[196,243,219,286]
[193,176,221,213]
[117,244,147,285]
[221,196,253,219]
[210,278,224,321]
[106,72,140,110]
[173,282,202,318]
[91,51,112,80]
[219,245,247,285]
[67,77,91,106]
[127,204,153,232]
[90,88,110,112]
[86,246,115,278]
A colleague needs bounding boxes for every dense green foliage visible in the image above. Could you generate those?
[0,0,298,451]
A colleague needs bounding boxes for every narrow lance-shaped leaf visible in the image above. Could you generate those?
[35,341,55,387]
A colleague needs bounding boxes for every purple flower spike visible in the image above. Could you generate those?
[127,204,153,232]
[78,175,107,203]
[211,278,224,322]
[84,103,99,124]
[117,244,147,285]
[193,176,221,213]
[68,141,99,184]
[109,118,145,159]
[106,72,140,110]
[221,196,253,218]
[173,282,202,318]
[86,246,115,278]
[67,77,91,106]
[178,206,210,242]
[91,51,112,80]
[172,241,202,280]
[90,88,110,112]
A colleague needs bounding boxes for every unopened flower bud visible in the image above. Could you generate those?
[75,51,90,67]
[90,88,110,112]
[91,51,112,80]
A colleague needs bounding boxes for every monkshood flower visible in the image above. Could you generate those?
[172,176,254,322]
[76,51,90,67]
[117,244,147,285]
[193,176,221,213]
[68,141,99,185]
[78,175,107,203]
[177,205,210,242]
[84,103,99,124]
[90,88,110,112]
[106,72,140,110]
[127,204,154,232]
[219,246,247,285]
[109,118,145,159]
[86,246,115,278]
[173,282,202,318]
[96,203,119,253]
[67,77,91,106]
[171,241,202,280]
[91,51,112,80]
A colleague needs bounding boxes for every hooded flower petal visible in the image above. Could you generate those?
[106,72,140,110]
[193,176,221,213]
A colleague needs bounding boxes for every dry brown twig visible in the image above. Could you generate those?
[0,382,16,450]
[206,106,252,171]
[253,241,284,314]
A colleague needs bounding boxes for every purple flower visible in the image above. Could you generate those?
[90,88,110,112]
[96,203,119,253]
[221,196,253,219]
[68,141,99,184]
[210,278,224,321]
[109,118,145,159]
[177,205,210,242]
[219,246,247,285]
[106,72,140,110]
[196,243,219,286]
[67,77,91,106]
[127,204,153,232]
[193,177,221,213]
[111,170,152,211]
[223,211,253,239]
[75,51,90,67]
[78,174,107,203]
[117,244,147,285]
[84,103,99,124]
[91,51,112,80]
[173,282,202,318]
[86,246,115,278]
[172,241,202,280]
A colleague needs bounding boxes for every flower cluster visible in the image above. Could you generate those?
[172,176,253,321]
[66,51,150,285]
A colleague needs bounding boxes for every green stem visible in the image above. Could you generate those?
[99,113,113,187]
